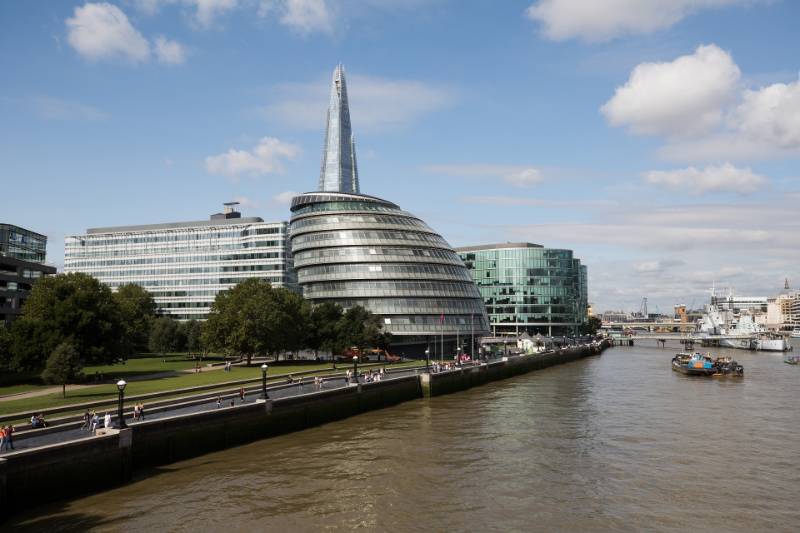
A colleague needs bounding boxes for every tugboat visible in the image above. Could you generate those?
[784,355,800,365]
[672,352,717,376]
[711,356,744,377]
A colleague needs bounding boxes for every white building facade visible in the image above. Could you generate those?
[65,206,296,320]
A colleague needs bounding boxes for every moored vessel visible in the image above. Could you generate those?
[672,353,717,376]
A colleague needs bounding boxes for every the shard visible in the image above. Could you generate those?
[318,64,360,194]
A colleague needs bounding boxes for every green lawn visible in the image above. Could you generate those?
[0,360,425,419]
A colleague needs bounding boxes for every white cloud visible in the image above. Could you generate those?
[272,190,300,204]
[263,73,454,132]
[601,44,741,137]
[633,259,685,273]
[460,196,548,207]
[643,163,767,195]
[526,0,749,42]
[138,0,238,28]
[153,36,187,64]
[260,0,335,34]
[233,196,261,209]
[735,78,800,150]
[66,2,151,63]
[30,96,108,121]
[205,137,301,179]
[425,164,544,188]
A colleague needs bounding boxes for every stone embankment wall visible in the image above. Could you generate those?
[0,342,609,515]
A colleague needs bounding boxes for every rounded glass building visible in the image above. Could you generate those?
[289,191,489,355]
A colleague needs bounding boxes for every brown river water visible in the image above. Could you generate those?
[10,344,800,532]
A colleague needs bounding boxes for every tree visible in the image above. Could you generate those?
[41,341,83,398]
[9,273,126,372]
[113,283,157,355]
[337,305,386,354]
[0,327,11,370]
[202,279,276,365]
[307,302,344,357]
[581,316,602,335]
[149,316,180,354]
[182,320,203,353]
[267,288,311,360]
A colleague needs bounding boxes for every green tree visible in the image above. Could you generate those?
[307,302,344,357]
[268,288,311,360]
[113,283,157,355]
[41,341,83,398]
[149,316,180,354]
[9,273,125,372]
[182,320,203,353]
[0,327,11,370]
[337,305,386,355]
[581,316,602,335]
[202,279,276,365]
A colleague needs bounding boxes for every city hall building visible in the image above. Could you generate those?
[455,243,588,337]
[290,65,489,355]
[64,204,295,320]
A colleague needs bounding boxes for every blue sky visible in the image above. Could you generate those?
[2,0,799,313]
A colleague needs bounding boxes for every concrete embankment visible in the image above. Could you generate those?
[0,341,609,515]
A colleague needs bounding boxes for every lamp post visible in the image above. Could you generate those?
[116,379,127,429]
[261,364,269,399]
[352,355,358,383]
[425,347,430,371]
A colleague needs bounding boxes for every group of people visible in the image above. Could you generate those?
[30,413,48,429]
[132,403,146,421]
[0,424,15,451]
[223,361,234,372]
[80,410,112,433]
[345,368,386,384]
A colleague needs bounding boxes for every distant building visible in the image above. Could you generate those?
[0,224,56,326]
[65,204,296,320]
[711,294,768,313]
[455,243,588,336]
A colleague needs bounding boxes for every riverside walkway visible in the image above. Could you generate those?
[1,365,431,454]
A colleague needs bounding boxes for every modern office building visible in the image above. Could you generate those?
[455,243,589,336]
[65,204,296,320]
[289,65,489,355]
[0,224,56,326]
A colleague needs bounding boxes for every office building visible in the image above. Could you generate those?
[290,65,489,355]
[455,243,589,336]
[65,204,295,320]
[0,224,56,326]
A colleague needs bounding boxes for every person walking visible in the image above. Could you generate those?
[239,387,245,402]
[103,412,112,429]
[216,396,222,408]
[90,411,99,434]
[5,425,14,450]
[81,409,91,431]
[0,426,6,452]
[139,403,145,420]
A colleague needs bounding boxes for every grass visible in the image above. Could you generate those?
[0,359,425,419]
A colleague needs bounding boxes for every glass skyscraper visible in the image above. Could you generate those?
[65,205,295,320]
[1,223,56,326]
[455,243,588,336]
[290,66,489,355]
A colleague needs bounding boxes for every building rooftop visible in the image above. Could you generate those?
[454,242,543,252]
[86,216,272,235]
[0,223,47,239]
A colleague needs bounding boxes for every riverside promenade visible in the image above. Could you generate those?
[0,340,609,516]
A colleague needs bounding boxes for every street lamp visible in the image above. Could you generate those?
[261,364,269,399]
[424,348,430,371]
[116,379,127,429]
[352,355,358,383]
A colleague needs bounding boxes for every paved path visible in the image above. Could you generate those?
[0,367,429,454]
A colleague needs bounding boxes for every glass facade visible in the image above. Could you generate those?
[456,243,588,336]
[0,224,55,326]
[65,213,296,320]
[290,191,490,353]
[0,224,47,263]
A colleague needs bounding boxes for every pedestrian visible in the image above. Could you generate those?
[229,398,235,407]
[5,425,14,450]
[103,412,112,429]
[0,426,6,452]
[133,404,140,421]
[216,396,222,408]
[139,403,145,420]
[239,387,245,402]
[90,411,99,433]
[81,409,90,430]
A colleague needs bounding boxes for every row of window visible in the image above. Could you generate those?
[65,242,287,259]
[333,297,487,314]
[298,262,471,279]
[292,229,443,247]
[294,246,460,263]
[103,274,286,288]
[304,279,479,295]
[65,251,286,269]
[291,200,398,216]
[67,226,284,247]
[78,264,286,278]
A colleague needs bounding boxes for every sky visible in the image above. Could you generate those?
[2,0,799,314]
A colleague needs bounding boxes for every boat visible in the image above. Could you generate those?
[785,355,800,365]
[697,297,791,352]
[711,356,744,377]
[790,328,800,339]
[672,353,717,376]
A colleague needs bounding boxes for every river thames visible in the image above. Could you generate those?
[11,344,800,532]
